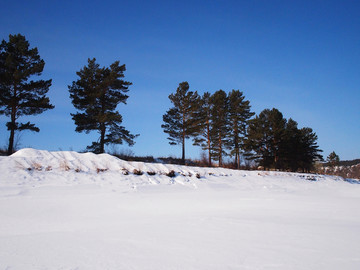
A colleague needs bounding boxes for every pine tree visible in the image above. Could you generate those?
[161,82,200,164]
[327,151,340,167]
[245,108,323,171]
[209,90,230,166]
[0,34,54,155]
[193,92,212,166]
[281,118,302,171]
[228,90,254,168]
[69,58,137,153]
[245,108,286,169]
[298,127,323,172]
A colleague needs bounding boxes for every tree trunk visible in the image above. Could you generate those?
[182,133,185,165]
[218,132,222,167]
[234,135,239,169]
[99,124,106,154]
[207,120,211,166]
[7,120,15,155]
[7,87,17,155]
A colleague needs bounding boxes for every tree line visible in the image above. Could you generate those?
[0,33,323,172]
[162,82,323,171]
[0,34,136,155]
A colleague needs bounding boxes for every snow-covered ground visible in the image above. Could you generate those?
[1,148,359,270]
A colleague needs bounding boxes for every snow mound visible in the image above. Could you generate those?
[0,148,354,193]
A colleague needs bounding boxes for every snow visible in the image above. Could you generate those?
[0,148,360,269]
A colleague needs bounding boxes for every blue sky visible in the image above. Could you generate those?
[1,0,359,160]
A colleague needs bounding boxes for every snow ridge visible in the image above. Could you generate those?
[0,148,351,192]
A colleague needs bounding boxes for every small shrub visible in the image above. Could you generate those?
[32,162,43,171]
[133,169,144,175]
[196,173,201,179]
[147,171,156,176]
[74,167,81,173]
[166,170,176,178]
[97,168,108,174]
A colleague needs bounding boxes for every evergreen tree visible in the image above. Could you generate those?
[227,90,254,168]
[246,108,323,171]
[298,127,323,172]
[245,108,286,169]
[327,151,340,167]
[161,82,200,164]
[281,118,302,171]
[193,92,212,166]
[0,34,53,155]
[209,90,230,166]
[69,58,137,154]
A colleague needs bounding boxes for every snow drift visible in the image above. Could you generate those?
[0,148,359,270]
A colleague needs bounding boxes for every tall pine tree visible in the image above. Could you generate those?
[245,108,323,171]
[245,108,286,169]
[228,90,254,168]
[69,58,137,153]
[161,82,200,164]
[210,90,230,166]
[193,92,212,166]
[0,34,53,155]
[297,127,323,172]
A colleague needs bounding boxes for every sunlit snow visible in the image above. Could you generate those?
[0,148,359,269]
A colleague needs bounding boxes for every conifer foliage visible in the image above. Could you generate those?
[245,108,323,171]
[227,90,254,168]
[209,90,230,167]
[163,86,254,167]
[161,82,200,164]
[193,92,212,165]
[327,151,340,167]
[69,58,137,154]
[0,34,54,155]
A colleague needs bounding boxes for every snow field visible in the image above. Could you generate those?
[0,149,359,269]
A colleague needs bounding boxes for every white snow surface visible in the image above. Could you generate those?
[0,148,360,270]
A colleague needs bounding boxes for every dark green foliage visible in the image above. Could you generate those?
[245,108,323,171]
[69,58,138,154]
[193,92,212,166]
[209,90,230,166]
[281,118,302,171]
[327,151,340,167]
[193,90,254,167]
[246,108,286,169]
[297,127,323,172]
[0,34,54,154]
[227,90,254,168]
[161,82,200,164]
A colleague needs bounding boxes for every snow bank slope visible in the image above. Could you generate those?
[0,148,347,191]
[1,149,360,270]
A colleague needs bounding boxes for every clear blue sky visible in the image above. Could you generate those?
[1,0,359,160]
